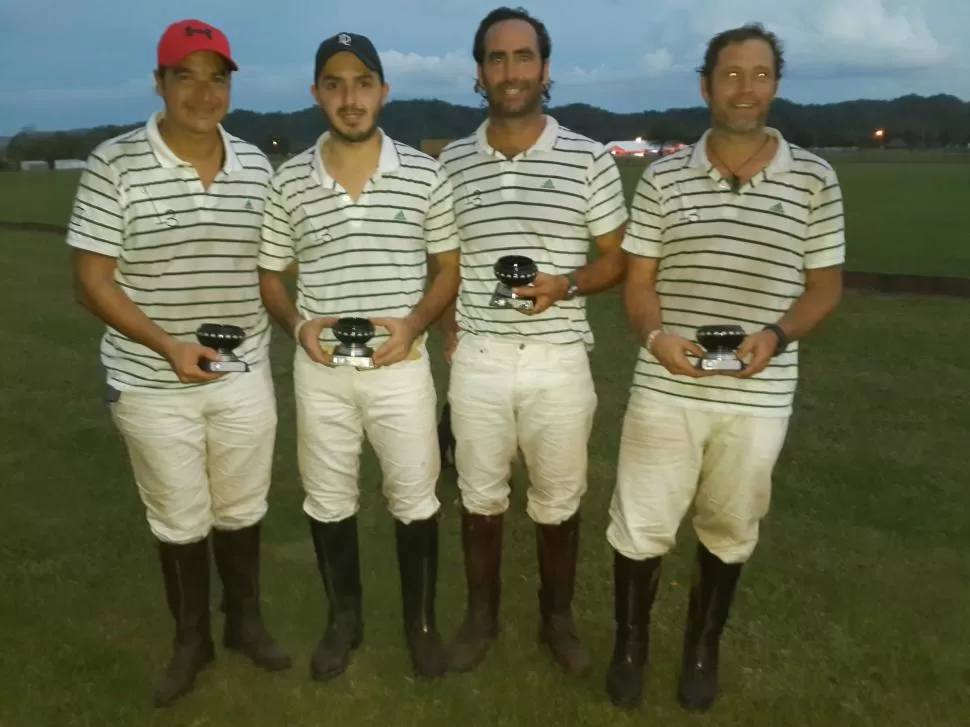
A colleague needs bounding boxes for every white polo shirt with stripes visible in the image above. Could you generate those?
[257,130,459,350]
[438,115,628,348]
[622,127,846,417]
[65,112,274,391]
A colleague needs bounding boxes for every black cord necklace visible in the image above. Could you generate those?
[707,133,771,193]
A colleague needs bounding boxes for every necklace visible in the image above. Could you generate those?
[707,133,771,193]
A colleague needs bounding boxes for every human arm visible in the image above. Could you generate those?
[256,171,335,364]
[67,153,221,382]
[735,165,846,377]
[513,148,629,313]
[372,167,462,367]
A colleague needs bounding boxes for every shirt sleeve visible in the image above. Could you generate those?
[620,169,664,258]
[804,164,846,269]
[585,149,629,238]
[424,165,460,256]
[257,171,296,272]
[65,151,125,257]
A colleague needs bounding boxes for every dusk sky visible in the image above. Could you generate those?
[1,0,966,135]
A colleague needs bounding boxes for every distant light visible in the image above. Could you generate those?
[873,128,885,139]
[635,136,643,143]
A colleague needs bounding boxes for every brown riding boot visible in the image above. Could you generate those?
[446,509,503,672]
[536,512,589,676]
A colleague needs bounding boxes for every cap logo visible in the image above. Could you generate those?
[337,33,351,46]
[185,26,213,39]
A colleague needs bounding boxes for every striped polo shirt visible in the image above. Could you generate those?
[257,130,459,350]
[623,127,846,416]
[65,112,274,391]
[439,115,628,347]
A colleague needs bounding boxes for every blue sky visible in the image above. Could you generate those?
[1,0,967,135]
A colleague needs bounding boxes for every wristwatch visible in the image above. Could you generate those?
[564,274,581,301]
[763,323,788,355]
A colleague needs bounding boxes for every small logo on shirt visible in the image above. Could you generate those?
[470,188,483,206]
[244,200,254,211]
[541,179,556,190]
[769,202,785,214]
[394,210,406,222]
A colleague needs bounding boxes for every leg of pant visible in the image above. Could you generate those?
[606,391,709,561]
[206,366,278,532]
[110,389,212,545]
[361,355,445,677]
[448,336,518,516]
[294,353,364,523]
[360,356,441,524]
[679,414,789,712]
[514,344,597,675]
[692,414,791,564]
[203,367,290,671]
[516,343,598,526]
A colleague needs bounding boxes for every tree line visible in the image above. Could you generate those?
[5,93,968,166]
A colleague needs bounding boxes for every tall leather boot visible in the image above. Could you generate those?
[154,537,215,708]
[212,523,291,671]
[605,551,663,708]
[446,508,503,672]
[677,543,743,711]
[394,514,447,678]
[536,512,589,676]
[307,514,363,681]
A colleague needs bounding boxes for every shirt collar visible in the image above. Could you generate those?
[474,114,559,158]
[145,111,242,173]
[688,126,793,180]
[310,128,400,189]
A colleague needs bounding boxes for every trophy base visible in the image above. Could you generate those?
[332,345,376,369]
[490,283,534,311]
[202,355,249,373]
[697,354,744,372]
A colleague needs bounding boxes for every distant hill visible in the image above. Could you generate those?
[4,93,968,165]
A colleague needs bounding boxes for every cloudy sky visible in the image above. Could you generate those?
[1,0,966,135]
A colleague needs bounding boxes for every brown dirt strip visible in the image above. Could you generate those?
[1,220,967,297]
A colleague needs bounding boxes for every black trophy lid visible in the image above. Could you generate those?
[196,323,245,350]
[696,324,746,350]
[334,317,375,343]
[494,255,538,284]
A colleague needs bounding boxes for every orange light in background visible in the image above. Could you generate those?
[873,128,885,139]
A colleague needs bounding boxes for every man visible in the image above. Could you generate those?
[257,32,461,681]
[604,24,845,712]
[67,19,290,708]
[438,7,629,676]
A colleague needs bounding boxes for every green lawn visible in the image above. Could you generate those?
[1,230,967,726]
[3,152,969,278]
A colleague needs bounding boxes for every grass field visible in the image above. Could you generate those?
[0,153,968,725]
[3,148,969,276]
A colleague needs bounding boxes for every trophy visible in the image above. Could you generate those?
[695,324,746,372]
[196,323,249,373]
[490,255,537,311]
[331,317,376,369]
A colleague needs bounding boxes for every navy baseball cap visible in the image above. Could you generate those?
[314,32,384,82]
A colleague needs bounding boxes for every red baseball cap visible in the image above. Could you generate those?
[157,19,238,71]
